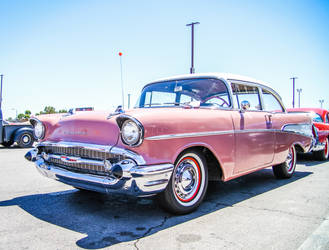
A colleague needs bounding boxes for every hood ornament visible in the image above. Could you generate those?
[107,105,125,119]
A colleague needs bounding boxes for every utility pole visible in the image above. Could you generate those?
[290,77,298,108]
[119,52,124,109]
[186,22,200,74]
[0,74,3,110]
[297,88,302,108]
[128,93,131,109]
[319,99,324,109]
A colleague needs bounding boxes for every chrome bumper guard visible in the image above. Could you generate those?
[312,140,326,152]
[25,147,174,197]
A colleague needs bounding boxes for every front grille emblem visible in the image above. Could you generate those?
[60,156,80,163]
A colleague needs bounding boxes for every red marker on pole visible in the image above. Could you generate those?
[119,52,124,108]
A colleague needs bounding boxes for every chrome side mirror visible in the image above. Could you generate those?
[241,100,250,110]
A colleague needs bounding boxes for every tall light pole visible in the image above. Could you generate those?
[297,88,302,108]
[290,77,298,108]
[0,74,3,110]
[119,52,124,109]
[319,99,324,109]
[128,93,131,109]
[186,22,200,74]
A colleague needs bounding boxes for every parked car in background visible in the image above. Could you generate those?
[25,73,313,214]
[0,109,35,148]
[288,108,329,160]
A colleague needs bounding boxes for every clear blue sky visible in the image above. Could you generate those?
[1,0,329,118]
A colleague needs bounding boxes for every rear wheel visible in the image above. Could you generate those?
[313,138,329,161]
[17,132,34,148]
[272,145,296,179]
[158,149,208,214]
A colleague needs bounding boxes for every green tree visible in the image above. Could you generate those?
[41,106,56,114]
[23,110,31,120]
[17,113,26,121]
[58,109,68,113]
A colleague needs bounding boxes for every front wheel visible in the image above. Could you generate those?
[313,137,329,161]
[158,149,208,214]
[272,145,296,179]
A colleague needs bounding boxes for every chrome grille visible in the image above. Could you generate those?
[48,158,108,176]
[37,144,125,176]
[39,145,123,162]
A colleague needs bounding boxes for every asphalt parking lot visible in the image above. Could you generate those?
[0,147,329,250]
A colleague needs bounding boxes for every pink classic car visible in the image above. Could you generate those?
[25,73,313,214]
[288,108,329,160]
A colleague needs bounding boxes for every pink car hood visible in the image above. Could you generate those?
[121,107,233,139]
[38,111,120,145]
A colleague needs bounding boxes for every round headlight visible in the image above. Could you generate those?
[121,119,142,146]
[34,122,45,139]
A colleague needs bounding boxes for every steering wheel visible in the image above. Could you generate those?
[203,96,229,107]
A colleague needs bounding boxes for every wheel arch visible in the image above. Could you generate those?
[173,144,225,181]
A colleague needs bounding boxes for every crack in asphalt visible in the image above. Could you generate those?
[239,205,326,220]
[210,200,326,220]
[133,216,169,250]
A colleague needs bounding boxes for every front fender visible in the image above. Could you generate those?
[13,127,35,142]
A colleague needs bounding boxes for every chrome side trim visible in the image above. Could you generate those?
[145,130,235,140]
[145,129,281,141]
[37,141,146,165]
[145,127,314,141]
[234,129,278,134]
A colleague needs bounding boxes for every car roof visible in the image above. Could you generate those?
[146,72,281,100]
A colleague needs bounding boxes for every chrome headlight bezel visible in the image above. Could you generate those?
[118,116,144,147]
[31,119,45,140]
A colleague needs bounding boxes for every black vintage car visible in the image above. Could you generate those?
[0,110,35,148]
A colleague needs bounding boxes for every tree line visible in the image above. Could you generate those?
[7,106,67,122]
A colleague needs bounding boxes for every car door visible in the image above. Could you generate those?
[230,82,275,174]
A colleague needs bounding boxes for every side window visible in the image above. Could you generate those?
[262,89,284,112]
[231,83,261,111]
[326,114,329,123]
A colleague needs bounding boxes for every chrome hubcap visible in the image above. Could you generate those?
[22,135,30,144]
[286,147,295,173]
[174,157,200,202]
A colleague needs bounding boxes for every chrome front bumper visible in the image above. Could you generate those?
[25,148,174,197]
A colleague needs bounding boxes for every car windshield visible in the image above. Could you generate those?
[136,78,231,108]
[309,112,323,122]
